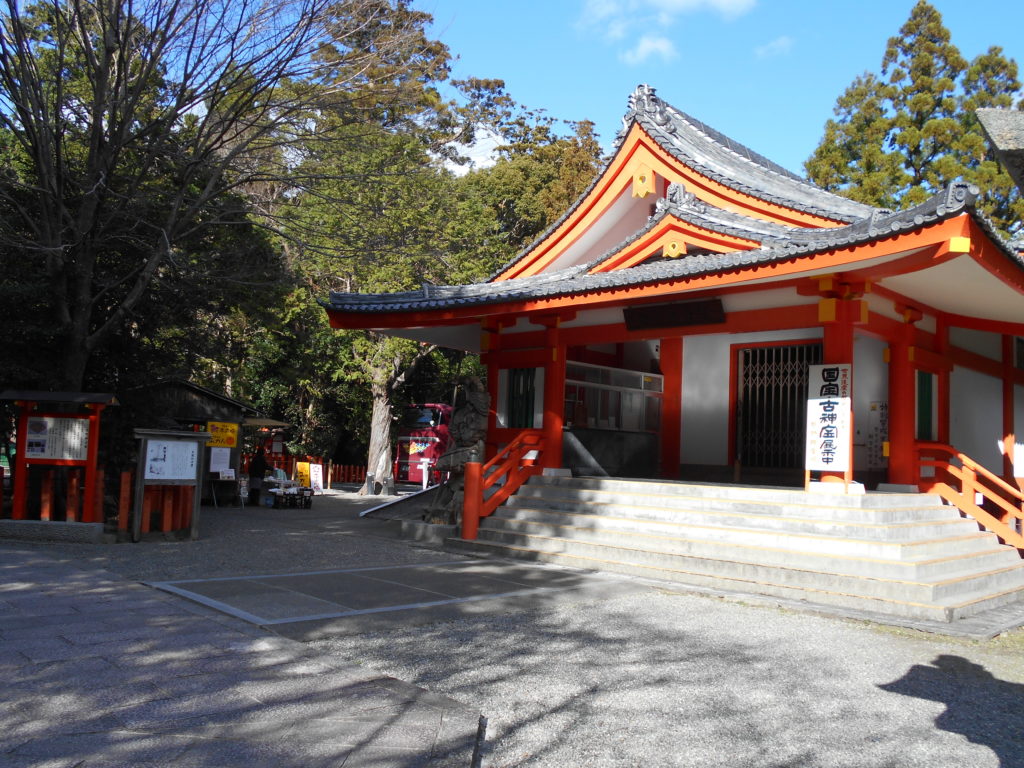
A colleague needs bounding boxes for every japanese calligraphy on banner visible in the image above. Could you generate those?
[24,417,89,461]
[206,421,238,448]
[805,364,852,472]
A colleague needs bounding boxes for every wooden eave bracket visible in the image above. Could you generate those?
[534,312,577,329]
[797,275,871,299]
[895,303,924,324]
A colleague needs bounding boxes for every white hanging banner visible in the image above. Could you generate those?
[805,364,852,472]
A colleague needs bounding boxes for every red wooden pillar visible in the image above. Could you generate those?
[82,404,105,522]
[40,470,53,520]
[820,298,858,484]
[541,323,566,470]
[11,400,31,519]
[659,337,682,479]
[888,318,917,485]
[67,472,80,522]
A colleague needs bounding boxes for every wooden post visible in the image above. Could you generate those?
[888,324,917,485]
[462,461,482,540]
[82,404,105,523]
[12,401,31,520]
[40,470,53,521]
[659,337,682,479]
[67,471,80,522]
[821,298,855,485]
[542,324,566,471]
[119,471,133,532]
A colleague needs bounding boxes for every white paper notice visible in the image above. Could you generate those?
[144,440,198,481]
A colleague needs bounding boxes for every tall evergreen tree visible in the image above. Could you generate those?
[805,0,1023,234]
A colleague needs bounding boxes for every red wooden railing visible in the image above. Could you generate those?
[2,466,103,523]
[916,442,1024,553]
[462,429,546,540]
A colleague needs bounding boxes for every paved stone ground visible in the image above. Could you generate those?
[0,491,482,768]
[4,489,1024,767]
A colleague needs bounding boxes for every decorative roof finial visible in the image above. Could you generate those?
[614,84,673,147]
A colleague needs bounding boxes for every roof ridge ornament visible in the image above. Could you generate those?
[657,182,706,217]
[615,84,673,147]
[941,180,979,213]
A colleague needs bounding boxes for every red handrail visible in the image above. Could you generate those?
[462,429,546,539]
[916,441,1024,552]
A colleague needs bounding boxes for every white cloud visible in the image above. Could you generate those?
[578,0,756,62]
[620,35,678,66]
[579,0,756,38]
[647,0,756,19]
[754,34,793,59]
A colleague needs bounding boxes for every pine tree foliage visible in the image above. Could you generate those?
[805,0,1024,234]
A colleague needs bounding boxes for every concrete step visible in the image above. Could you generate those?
[472,523,1024,588]
[510,485,955,524]
[482,513,998,562]
[526,475,944,509]
[445,537,1024,622]
[497,499,979,542]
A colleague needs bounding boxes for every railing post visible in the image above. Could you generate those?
[463,461,482,540]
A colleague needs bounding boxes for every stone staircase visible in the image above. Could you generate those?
[446,475,1024,622]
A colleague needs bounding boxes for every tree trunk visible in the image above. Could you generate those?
[359,381,393,495]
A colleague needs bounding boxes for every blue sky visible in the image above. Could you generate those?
[419,0,1024,176]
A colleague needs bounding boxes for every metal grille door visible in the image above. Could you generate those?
[737,343,822,469]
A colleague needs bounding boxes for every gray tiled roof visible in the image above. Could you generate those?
[622,85,877,224]
[488,85,877,282]
[326,181,1021,315]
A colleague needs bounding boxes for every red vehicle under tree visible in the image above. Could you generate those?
[393,404,453,485]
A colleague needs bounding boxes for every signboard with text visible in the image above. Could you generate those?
[309,463,324,493]
[24,416,89,461]
[805,364,852,473]
[144,440,199,481]
[206,421,239,448]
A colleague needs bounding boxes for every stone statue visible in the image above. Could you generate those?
[425,376,490,524]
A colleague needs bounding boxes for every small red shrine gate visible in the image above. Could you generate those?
[0,391,117,523]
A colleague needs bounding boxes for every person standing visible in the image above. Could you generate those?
[248,448,268,505]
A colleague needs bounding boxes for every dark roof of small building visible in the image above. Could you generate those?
[0,391,119,405]
[134,379,259,416]
[327,181,1017,315]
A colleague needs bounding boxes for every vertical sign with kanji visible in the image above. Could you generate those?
[805,364,852,472]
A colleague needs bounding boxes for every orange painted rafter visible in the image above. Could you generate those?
[589,215,758,273]
[964,218,1024,296]
[494,124,848,282]
[327,216,977,333]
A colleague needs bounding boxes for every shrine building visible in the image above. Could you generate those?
[325,85,1024,496]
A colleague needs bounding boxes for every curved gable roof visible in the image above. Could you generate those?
[490,85,881,283]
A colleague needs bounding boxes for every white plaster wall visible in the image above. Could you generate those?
[950,366,1003,472]
[679,328,822,466]
[1015,383,1024,476]
[853,335,888,470]
[950,327,1001,361]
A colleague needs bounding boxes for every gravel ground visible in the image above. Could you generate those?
[6,489,1024,768]
[311,589,1024,768]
